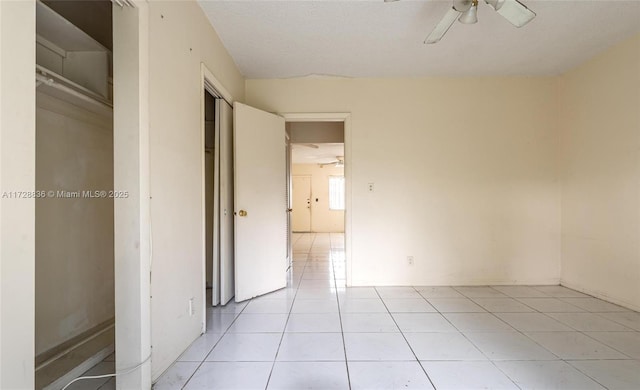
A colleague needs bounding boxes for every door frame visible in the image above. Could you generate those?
[200,64,235,331]
[281,113,352,286]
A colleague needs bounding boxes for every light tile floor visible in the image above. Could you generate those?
[72,233,640,389]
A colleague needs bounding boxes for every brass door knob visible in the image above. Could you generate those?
[238,210,248,217]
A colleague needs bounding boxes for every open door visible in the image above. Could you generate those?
[234,102,287,302]
[219,100,234,305]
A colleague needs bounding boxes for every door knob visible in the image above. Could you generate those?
[238,210,248,217]
[287,208,293,212]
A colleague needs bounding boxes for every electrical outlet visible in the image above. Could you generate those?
[368,183,374,192]
[188,298,195,316]
[407,256,414,266]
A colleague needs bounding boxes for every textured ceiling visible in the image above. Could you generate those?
[198,0,640,79]
[292,143,344,164]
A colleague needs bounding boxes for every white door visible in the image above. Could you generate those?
[219,101,235,304]
[292,176,312,232]
[234,102,287,302]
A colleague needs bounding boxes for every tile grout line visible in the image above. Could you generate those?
[181,232,314,390]
[263,232,315,390]
[470,289,639,364]
[330,232,352,390]
[374,286,439,390]
[440,287,525,390]
[179,300,251,389]
[448,287,624,389]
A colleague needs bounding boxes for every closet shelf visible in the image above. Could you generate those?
[36,65,113,118]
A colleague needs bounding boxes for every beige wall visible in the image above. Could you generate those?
[0,1,36,388]
[147,0,245,380]
[247,77,560,286]
[35,92,114,355]
[293,164,345,233]
[559,33,640,310]
[288,122,344,143]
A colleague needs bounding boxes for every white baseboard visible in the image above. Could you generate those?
[36,321,115,390]
[42,345,114,390]
[560,279,640,312]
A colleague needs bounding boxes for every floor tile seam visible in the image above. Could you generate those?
[181,300,251,389]
[562,359,623,390]
[331,238,352,390]
[592,311,640,330]
[490,297,604,333]
[374,286,438,390]
[526,328,638,360]
[460,309,571,364]
[425,301,523,390]
[263,233,314,390]
[535,311,636,332]
[422,296,488,313]
[511,296,587,313]
[451,285,510,300]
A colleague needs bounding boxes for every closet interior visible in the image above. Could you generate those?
[34,1,114,389]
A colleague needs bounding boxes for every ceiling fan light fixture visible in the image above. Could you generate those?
[458,4,478,24]
[453,0,473,12]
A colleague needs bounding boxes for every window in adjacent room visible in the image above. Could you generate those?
[329,176,345,210]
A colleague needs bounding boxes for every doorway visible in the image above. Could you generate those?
[285,115,351,286]
[204,90,219,305]
[34,2,115,388]
[202,68,235,311]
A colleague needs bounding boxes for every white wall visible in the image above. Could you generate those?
[112,4,152,388]
[0,1,36,388]
[247,77,560,286]
[35,92,114,355]
[147,0,244,380]
[559,33,640,311]
[293,164,345,232]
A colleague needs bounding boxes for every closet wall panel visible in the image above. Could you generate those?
[35,91,114,356]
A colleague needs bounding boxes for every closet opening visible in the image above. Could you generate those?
[202,70,235,315]
[34,1,115,389]
[204,90,218,306]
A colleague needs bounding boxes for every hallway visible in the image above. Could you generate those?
[148,233,640,389]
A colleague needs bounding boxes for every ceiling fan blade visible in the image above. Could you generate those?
[486,0,535,27]
[424,7,461,44]
[296,143,319,149]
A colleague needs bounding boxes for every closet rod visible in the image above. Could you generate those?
[36,72,112,110]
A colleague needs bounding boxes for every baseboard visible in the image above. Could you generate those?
[560,279,640,312]
[36,319,115,390]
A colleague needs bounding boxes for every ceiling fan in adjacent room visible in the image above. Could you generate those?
[319,156,344,168]
[295,143,319,149]
[385,0,536,44]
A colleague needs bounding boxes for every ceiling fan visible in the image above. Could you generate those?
[385,0,536,44]
[319,156,344,168]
